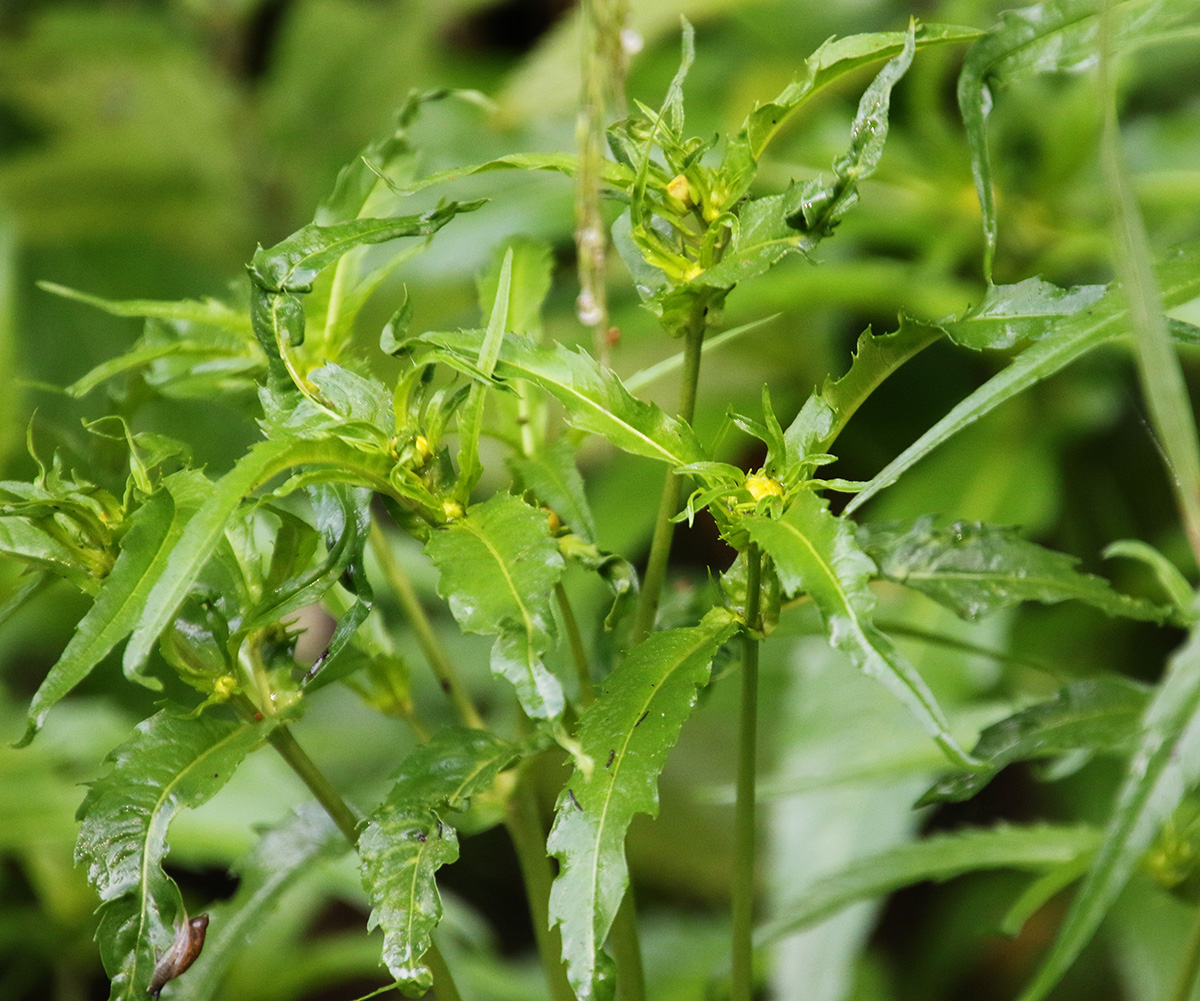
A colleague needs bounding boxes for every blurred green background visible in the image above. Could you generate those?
[2,1,1199,1000]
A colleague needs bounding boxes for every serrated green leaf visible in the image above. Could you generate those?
[958,0,1199,278]
[943,277,1106,351]
[359,729,516,993]
[744,493,974,768]
[784,316,945,463]
[415,330,705,466]
[19,475,210,745]
[0,514,95,593]
[1018,622,1200,1001]
[845,240,1200,514]
[547,608,738,1001]
[859,517,1180,625]
[169,804,347,1001]
[756,824,1100,945]
[425,493,566,719]
[921,678,1150,806]
[75,708,271,1001]
[509,438,597,542]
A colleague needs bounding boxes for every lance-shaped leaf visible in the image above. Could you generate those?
[360,729,518,993]
[425,493,566,719]
[75,708,271,1001]
[19,472,211,744]
[958,0,1199,278]
[921,678,1150,806]
[547,609,739,1001]
[38,281,252,336]
[1018,623,1200,1001]
[510,438,598,543]
[415,330,705,466]
[170,804,347,1001]
[744,493,974,768]
[784,316,945,465]
[757,823,1100,945]
[846,239,1200,514]
[942,277,1106,351]
[0,514,95,592]
[859,517,1180,625]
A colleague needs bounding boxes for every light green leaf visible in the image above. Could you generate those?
[360,729,518,992]
[1018,623,1200,1001]
[547,608,739,1001]
[920,678,1150,806]
[756,824,1100,945]
[477,238,554,339]
[75,708,271,1001]
[509,438,597,543]
[0,514,95,593]
[845,240,1200,514]
[859,517,1180,624]
[1104,539,1195,615]
[37,280,252,336]
[425,493,566,719]
[65,340,264,399]
[375,151,634,200]
[944,277,1106,351]
[744,493,974,768]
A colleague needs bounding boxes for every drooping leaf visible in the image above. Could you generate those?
[414,330,705,466]
[547,608,739,1001]
[942,277,1105,351]
[1104,539,1195,616]
[425,492,566,719]
[0,513,96,593]
[170,805,347,1001]
[75,708,271,1001]
[375,151,634,201]
[756,824,1100,945]
[360,729,518,993]
[19,473,211,744]
[744,493,975,768]
[509,438,597,542]
[845,240,1200,514]
[858,517,1180,624]
[1018,622,1200,1001]
[920,678,1151,806]
[37,281,252,336]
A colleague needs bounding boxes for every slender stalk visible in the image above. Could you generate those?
[731,545,763,1001]
[369,519,484,729]
[610,892,647,1001]
[1172,903,1200,1001]
[506,781,575,1001]
[630,317,706,643]
[556,582,595,705]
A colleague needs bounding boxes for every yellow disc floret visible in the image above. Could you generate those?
[744,473,784,502]
[667,174,693,206]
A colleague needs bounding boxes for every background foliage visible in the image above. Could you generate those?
[2,1,1199,1000]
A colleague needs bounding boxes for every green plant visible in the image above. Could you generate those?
[4,2,1200,1001]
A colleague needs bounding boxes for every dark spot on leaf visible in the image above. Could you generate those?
[415,830,427,842]
[568,789,582,812]
[606,749,615,769]
[440,679,452,693]
[635,710,649,727]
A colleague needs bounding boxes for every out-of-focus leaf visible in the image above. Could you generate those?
[846,240,1200,514]
[509,438,597,543]
[425,493,566,719]
[859,517,1180,624]
[547,608,738,1001]
[37,281,252,336]
[19,473,210,744]
[170,804,347,1001]
[744,493,974,768]
[920,678,1151,806]
[0,213,17,467]
[360,729,518,993]
[1104,539,1195,615]
[377,151,634,199]
[757,824,1100,944]
[943,278,1106,351]
[477,238,554,339]
[1018,623,1200,1000]
[75,708,272,1001]
[414,330,705,466]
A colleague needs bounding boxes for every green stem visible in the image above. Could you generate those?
[369,519,484,729]
[506,781,575,1001]
[630,316,706,644]
[731,545,762,1001]
[1172,903,1200,1001]
[556,582,595,706]
[610,892,647,1001]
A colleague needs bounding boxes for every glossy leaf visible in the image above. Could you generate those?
[859,517,1180,624]
[921,678,1150,806]
[170,805,347,1001]
[942,277,1106,352]
[0,514,94,592]
[744,493,974,768]
[1018,623,1200,1001]
[547,608,739,1001]
[845,240,1200,514]
[509,438,598,542]
[757,824,1099,944]
[425,493,566,719]
[75,708,271,1001]
[360,729,517,992]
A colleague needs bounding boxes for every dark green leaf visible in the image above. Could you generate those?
[921,678,1151,806]
[425,493,566,719]
[859,517,1180,624]
[547,609,739,1001]
[477,238,554,339]
[756,824,1099,944]
[76,708,271,1001]
[0,514,95,592]
[744,493,974,768]
[509,438,597,542]
[38,281,251,336]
